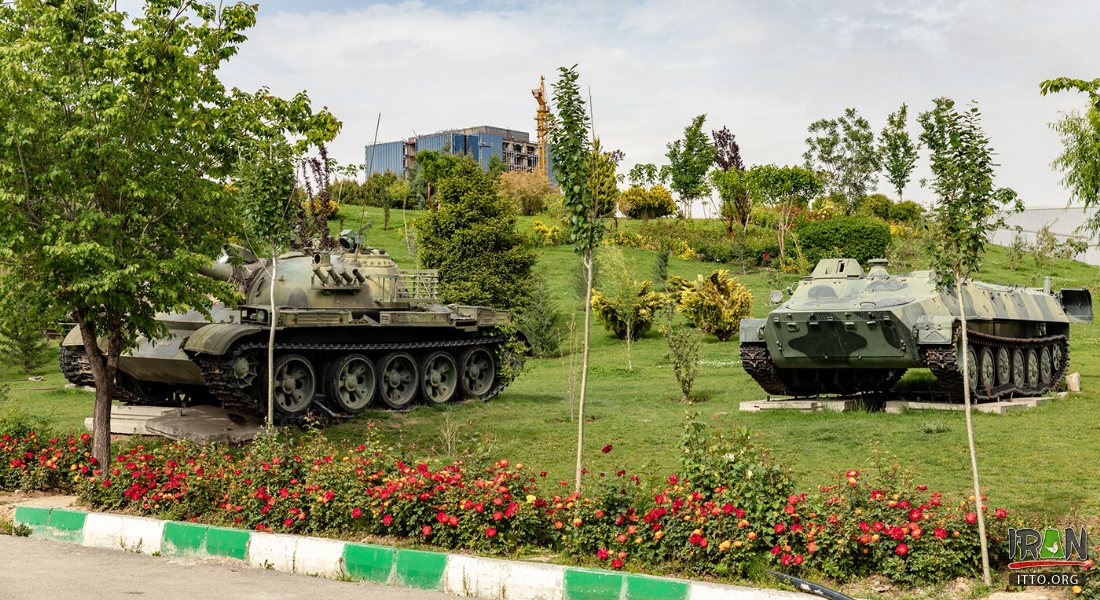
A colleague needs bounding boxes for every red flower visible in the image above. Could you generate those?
[422,525,432,536]
[283,518,294,527]
[492,511,504,521]
[916,484,928,491]
[351,507,362,519]
[667,474,679,485]
[597,548,610,561]
[965,513,977,524]
[784,505,796,515]
[781,553,792,566]
[610,559,623,569]
[448,515,458,527]
[382,514,393,526]
[934,528,947,539]
[774,523,786,534]
[896,543,909,556]
[872,521,884,533]
[485,527,497,538]
[793,554,804,565]
[858,521,870,532]
[908,508,923,522]
[870,489,885,501]
[787,495,799,505]
[601,444,613,454]
[846,469,859,478]
[771,545,782,555]
[994,508,1007,519]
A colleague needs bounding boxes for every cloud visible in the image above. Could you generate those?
[203,0,1100,206]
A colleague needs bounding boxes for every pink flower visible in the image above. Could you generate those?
[597,548,610,561]
[382,514,393,526]
[422,525,432,536]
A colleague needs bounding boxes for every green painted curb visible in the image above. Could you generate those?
[395,548,448,591]
[343,543,395,584]
[45,508,86,543]
[624,574,689,600]
[162,521,208,556]
[205,525,250,560]
[13,506,51,529]
[564,568,625,600]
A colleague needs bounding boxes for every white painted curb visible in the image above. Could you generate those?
[82,513,164,555]
[248,531,299,572]
[293,536,346,578]
[445,554,566,600]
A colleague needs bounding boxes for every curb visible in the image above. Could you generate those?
[13,505,808,599]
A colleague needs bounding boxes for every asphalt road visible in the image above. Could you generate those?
[0,535,450,600]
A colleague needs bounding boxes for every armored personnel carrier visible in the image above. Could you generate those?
[60,234,518,420]
[740,258,1093,400]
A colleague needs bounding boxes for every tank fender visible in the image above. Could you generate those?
[914,315,955,345]
[1058,288,1094,323]
[739,318,767,343]
[60,327,84,348]
[184,323,266,356]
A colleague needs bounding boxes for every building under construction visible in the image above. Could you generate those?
[365,125,543,179]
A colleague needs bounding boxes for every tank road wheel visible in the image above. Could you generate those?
[271,354,316,418]
[978,347,996,394]
[230,352,261,390]
[964,347,979,393]
[460,346,496,401]
[995,347,1011,387]
[325,354,376,414]
[376,352,419,410]
[1025,349,1040,388]
[1039,347,1053,386]
[1010,349,1026,387]
[420,351,459,405]
[1051,344,1064,372]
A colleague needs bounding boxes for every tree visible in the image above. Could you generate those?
[628,163,662,188]
[589,138,621,218]
[710,127,750,235]
[549,65,600,492]
[743,165,821,259]
[497,171,557,216]
[918,98,1021,587]
[414,158,535,311]
[594,247,644,369]
[665,115,716,217]
[1046,104,1100,235]
[0,314,52,375]
[1041,76,1100,109]
[803,108,879,213]
[0,0,336,465]
[879,104,920,202]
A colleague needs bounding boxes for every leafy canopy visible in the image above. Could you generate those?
[665,114,716,214]
[918,98,1020,286]
[803,108,879,213]
[549,65,600,252]
[879,103,920,202]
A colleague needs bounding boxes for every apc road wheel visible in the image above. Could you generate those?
[271,354,316,418]
[420,351,458,405]
[978,347,996,393]
[377,352,419,410]
[325,354,376,413]
[995,347,1011,386]
[1025,349,1040,387]
[1039,347,1053,386]
[1010,349,1026,387]
[460,346,496,400]
[964,347,979,392]
[1051,344,1064,371]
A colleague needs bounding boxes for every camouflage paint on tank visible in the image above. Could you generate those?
[740,258,1092,369]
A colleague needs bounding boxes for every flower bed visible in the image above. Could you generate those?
[1,415,1094,591]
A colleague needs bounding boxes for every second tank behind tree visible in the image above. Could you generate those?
[59,232,521,421]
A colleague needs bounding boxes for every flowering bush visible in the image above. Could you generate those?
[0,416,1055,588]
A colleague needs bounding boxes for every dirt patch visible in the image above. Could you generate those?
[0,491,78,523]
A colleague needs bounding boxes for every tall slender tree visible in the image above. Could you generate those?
[549,65,601,493]
[803,108,880,213]
[665,115,716,217]
[879,104,920,202]
[919,98,1020,587]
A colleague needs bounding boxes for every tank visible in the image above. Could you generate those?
[60,232,519,420]
[740,258,1093,401]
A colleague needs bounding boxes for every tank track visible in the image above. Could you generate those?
[739,343,905,397]
[58,346,152,404]
[194,336,511,424]
[920,329,1069,401]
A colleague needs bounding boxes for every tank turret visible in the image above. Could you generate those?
[740,258,1093,401]
[60,238,517,421]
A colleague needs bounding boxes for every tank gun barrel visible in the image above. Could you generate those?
[198,262,235,282]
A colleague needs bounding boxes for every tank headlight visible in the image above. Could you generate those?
[255,309,267,323]
[769,290,784,305]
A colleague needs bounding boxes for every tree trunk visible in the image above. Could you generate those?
[574,248,594,494]
[75,314,118,467]
[955,274,992,586]
[625,318,633,371]
[267,248,278,428]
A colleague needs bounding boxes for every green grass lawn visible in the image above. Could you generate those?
[4,206,1100,523]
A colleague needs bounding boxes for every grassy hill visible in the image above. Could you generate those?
[4,205,1099,520]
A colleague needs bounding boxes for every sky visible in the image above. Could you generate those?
[193,0,1097,207]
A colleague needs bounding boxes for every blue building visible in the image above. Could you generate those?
[365,125,543,179]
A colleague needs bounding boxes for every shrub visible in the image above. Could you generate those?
[620,185,676,219]
[515,277,564,358]
[530,220,566,247]
[658,307,701,403]
[858,193,894,220]
[591,281,667,340]
[890,200,925,223]
[797,215,891,265]
[675,270,753,341]
[497,171,557,216]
